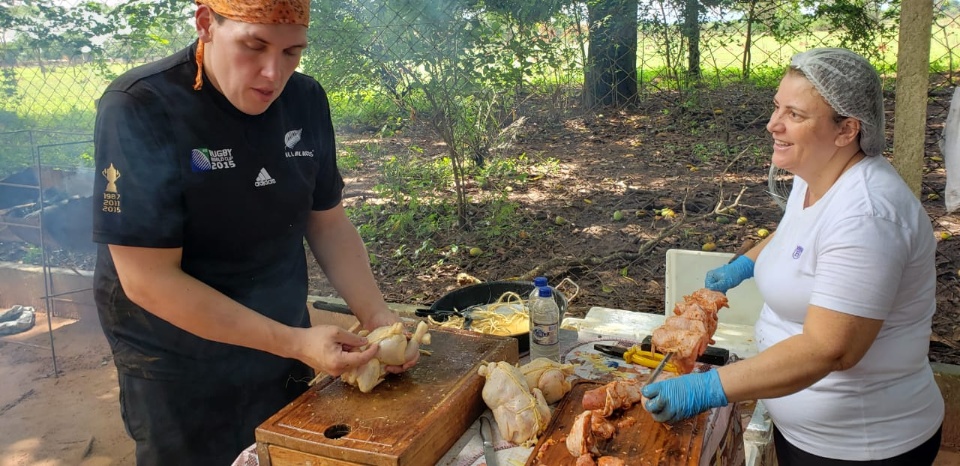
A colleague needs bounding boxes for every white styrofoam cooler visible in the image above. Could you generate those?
[665,249,765,326]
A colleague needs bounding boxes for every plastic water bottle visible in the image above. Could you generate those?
[529,276,548,302]
[529,286,560,362]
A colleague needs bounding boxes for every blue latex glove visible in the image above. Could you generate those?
[704,255,755,293]
[642,369,728,423]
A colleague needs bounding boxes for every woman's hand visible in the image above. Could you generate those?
[704,255,755,293]
[642,370,729,423]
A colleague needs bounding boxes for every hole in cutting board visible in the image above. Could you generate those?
[324,424,351,439]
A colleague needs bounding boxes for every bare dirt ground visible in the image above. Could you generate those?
[0,84,958,465]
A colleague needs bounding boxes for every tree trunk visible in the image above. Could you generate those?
[683,0,701,81]
[741,0,756,80]
[584,0,638,108]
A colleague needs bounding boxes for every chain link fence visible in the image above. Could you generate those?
[0,0,957,258]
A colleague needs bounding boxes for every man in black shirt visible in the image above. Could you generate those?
[92,1,416,464]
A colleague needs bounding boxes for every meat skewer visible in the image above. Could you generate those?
[650,289,728,374]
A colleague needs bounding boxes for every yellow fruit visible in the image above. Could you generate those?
[660,208,676,218]
[702,242,717,251]
[940,232,953,241]
[613,210,624,221]
[554,216,567,225]
[469,247,483,257]
[757,228,770,238]
[736,216,748,225]
[928,193,941,201]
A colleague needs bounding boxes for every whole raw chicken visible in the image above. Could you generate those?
[477,361,551,446]
[519,358,574,404]
[341,321,431,393]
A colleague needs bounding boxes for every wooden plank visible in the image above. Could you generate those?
[256,326,519,466]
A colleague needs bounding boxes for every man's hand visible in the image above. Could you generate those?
[293,325,378,376]
[704,255,755,293]
[354,309,422,374]
[642,370,728,423]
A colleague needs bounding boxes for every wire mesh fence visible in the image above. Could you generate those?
[0,0,957,257]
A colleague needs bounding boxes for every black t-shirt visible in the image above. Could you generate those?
[92,42,344,384]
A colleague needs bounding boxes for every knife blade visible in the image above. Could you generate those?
[478,415,498,466]
[644,352,673,387]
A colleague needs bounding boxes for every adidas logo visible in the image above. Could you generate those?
[255,168,276,187]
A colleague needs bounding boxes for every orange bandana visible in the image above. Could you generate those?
[193,0,310,90]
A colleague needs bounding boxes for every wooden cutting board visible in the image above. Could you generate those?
[525,379,743,466]
[255,326,519,466]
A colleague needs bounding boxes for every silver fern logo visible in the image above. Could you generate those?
[284,129,302,149]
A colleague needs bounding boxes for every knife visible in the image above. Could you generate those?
[478,415,498,466]
[644,352,673,387]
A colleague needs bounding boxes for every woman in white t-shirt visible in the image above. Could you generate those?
[642,48,944,465]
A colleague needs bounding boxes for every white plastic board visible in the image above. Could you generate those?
[665,249,764,326]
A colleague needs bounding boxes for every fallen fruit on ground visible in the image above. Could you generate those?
[613,210,624,221]
[757,228,770,238]
[702,242,717,251]
[470,247,483,257]
[737,216,748,225]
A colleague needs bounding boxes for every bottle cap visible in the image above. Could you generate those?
[533,277,548,287]
[538,286,553,298]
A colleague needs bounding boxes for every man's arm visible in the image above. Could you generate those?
[305,205,418,372]
[109,244,377,376]
[305,205,398,330]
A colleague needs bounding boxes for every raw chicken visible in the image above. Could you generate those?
[519,358,575,404]
[478,361,552,445]
[341,321,430,393]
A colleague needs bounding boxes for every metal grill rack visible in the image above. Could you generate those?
[0,130,95,377]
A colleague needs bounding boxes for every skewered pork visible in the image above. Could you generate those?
[566,410,601,458]
[651,289,727,374]
[581,379,643,417]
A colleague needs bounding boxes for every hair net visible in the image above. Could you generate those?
[790,48,885,157]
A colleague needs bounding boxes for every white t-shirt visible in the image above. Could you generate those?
[753,155,944,461]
